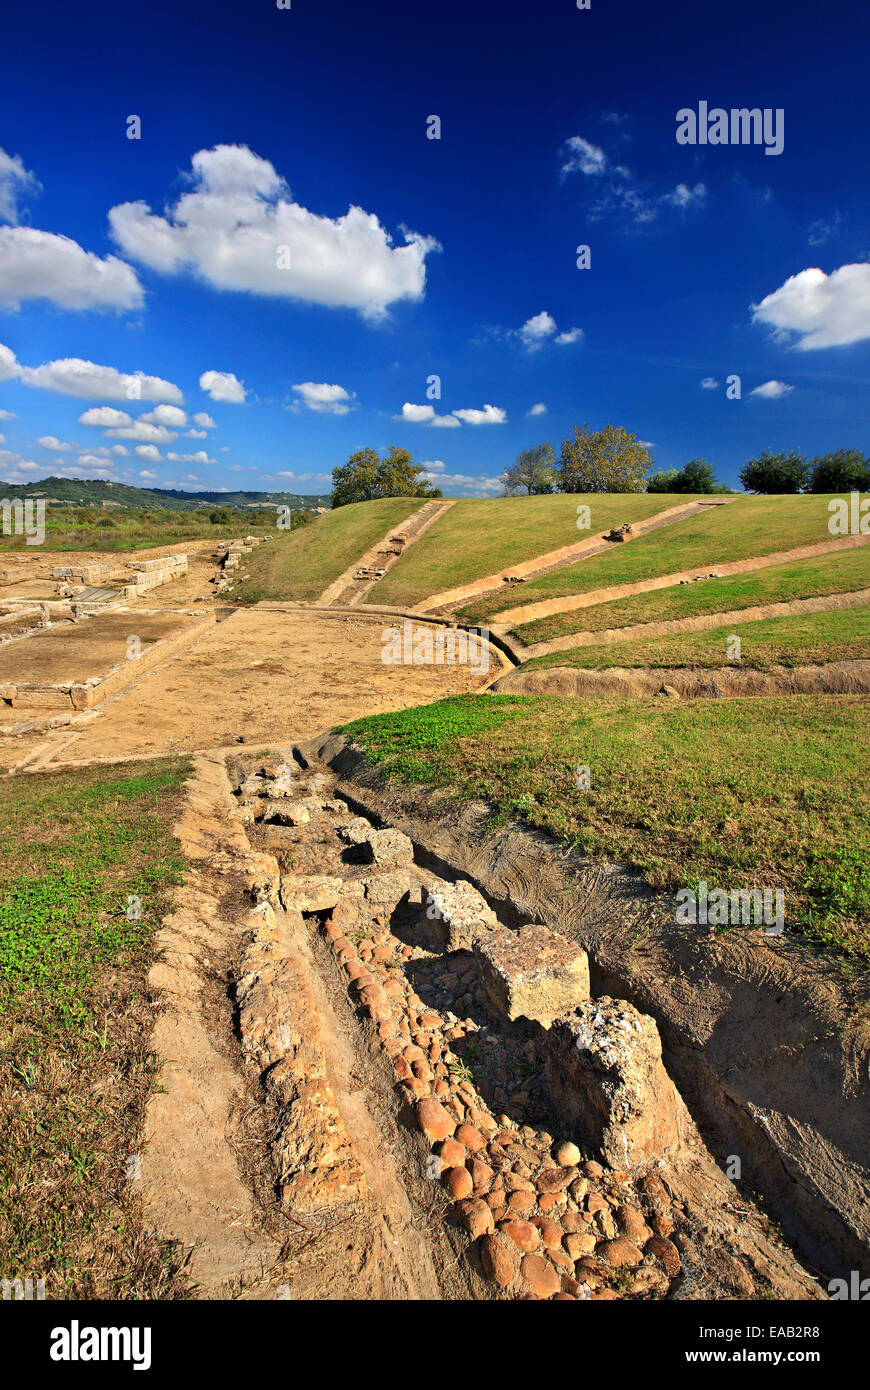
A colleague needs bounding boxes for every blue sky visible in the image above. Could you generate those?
[1,0,869,496]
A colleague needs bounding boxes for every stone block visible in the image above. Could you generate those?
[474,923,590,1026]
[423,879,498,952]
[545,996,688,1174]
[280,874,343,913]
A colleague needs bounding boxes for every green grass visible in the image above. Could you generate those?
[0,505,274,553]
[524,603,870,670]
[232,497,429,603]
[515,544,870,645]
[369,493,675,608]
[0,758,192,1299]
[339,693,870,961]
[459,495,850,626]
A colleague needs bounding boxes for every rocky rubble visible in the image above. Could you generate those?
[223,751,822,1302]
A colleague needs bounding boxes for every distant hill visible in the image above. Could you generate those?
[0,476,330,512]
[150,487,330,509]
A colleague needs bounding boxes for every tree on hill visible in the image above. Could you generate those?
[740,450,808,493]
[557,423,651,493]
[209,507,232,524]
[331,446,442,508]
[647,458,720,493]
[500,442,556,495]
[805,449,870,493]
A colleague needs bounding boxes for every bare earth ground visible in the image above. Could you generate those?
[5,603,507,771]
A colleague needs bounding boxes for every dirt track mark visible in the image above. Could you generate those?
[318,499,455,606]
[493,532,870,627]
[141,753,279,1297]
[521,586,870,661]
[415,499,732,614]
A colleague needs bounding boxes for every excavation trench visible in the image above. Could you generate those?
[222,743,825,1297]
[143,737,860,1299]
[304,732,869,1291]
[492,658,870,698]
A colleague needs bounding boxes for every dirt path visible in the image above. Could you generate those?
[520,586,870,661]
[141,750,470,1300]
[317,499,455,606]
[417,499,732,613]
[492,532,870,627]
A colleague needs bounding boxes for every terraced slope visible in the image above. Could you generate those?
[368,494,675,609]
[523,602,870,671]
[514,542,870,645]
[459,495,851,626]
[232,498,429,604]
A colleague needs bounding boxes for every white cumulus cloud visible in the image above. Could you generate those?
[79,407,132,427]
[0,148,41,224]
[167,449,215,464]
[140,404,187,427]
[200,369,246,403]
[19,357,182,402]
[749,380,794,399]
[109,143,439,321]
[396,402,461,427]
[106,422,177,443]
[135,445,162,461]
[38,436,72,451]
[517,311,582,351]
[700,377,719,390]
[451,404,507,425]
[527,402,548,416]
[752,264,870,349]
[292,381,356,414]
[0,228,143,312]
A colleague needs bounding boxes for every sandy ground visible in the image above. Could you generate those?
[5,604,508,771]
[0,611,200,684]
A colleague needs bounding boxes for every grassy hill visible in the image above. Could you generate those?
[458,495,850,625]
[523,605,870,670]
[232,496,430,604]
[339,692,870,961]
[368,493,673,608]
[514,545,870,645]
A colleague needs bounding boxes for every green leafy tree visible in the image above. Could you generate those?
[805,449,870,493]
[557,423,652,493]
[648,458,719,493]
[331,448,381,507]
[209,506,232,524]
[646,468,679,493]
[739,450,808,494]
[500,442,556,495]
[331,446,441,507]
